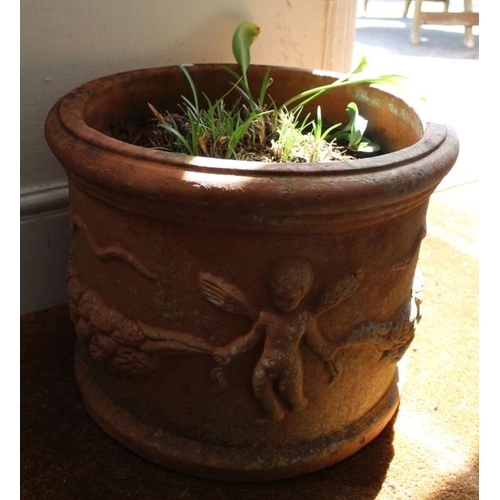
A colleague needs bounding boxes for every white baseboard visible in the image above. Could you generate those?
[20,183,71,315]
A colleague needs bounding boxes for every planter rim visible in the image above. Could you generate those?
[45,64,459,233]
[50,64,450,178]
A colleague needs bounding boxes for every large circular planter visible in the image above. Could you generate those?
[45,64,459,481]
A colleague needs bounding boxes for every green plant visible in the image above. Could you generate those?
[148,66,271,159]
[147,21,405,162]
[332,102,381,154]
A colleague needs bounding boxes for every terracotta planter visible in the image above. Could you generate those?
[45,64,459,481]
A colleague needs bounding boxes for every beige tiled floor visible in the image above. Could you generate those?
[354,0,479,258]
[354,0,479,189]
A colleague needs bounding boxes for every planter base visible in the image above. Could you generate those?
[75,341,402,481]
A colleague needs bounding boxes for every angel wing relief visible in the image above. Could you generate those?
[199,259,366,424]
[199,272,256,319]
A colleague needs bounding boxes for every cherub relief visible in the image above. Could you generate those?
[68,236,421,426]
[200,258,365,423]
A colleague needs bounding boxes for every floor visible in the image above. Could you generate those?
[21,2,480,498]
[353,0,480,318]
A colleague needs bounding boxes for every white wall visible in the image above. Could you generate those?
[20,0,358,314]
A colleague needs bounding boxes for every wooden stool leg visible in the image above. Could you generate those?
[403,0,412,18]
[411,0,423,44]
[464,0,474,48]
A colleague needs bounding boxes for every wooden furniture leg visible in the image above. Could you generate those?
[410,0,478,47]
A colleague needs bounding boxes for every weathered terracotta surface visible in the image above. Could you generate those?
[45,65,459,481]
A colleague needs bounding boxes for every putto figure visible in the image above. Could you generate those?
[199,258,365,423]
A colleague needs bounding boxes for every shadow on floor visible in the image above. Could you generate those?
[423,454,479,500]
[21,304,397,500]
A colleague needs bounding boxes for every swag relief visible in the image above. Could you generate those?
[68,255,421,424]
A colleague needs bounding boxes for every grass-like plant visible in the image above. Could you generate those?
[147,22,404,162]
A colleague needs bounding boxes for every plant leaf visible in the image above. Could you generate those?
[346,103,368,149]
[232,22,260,78]
[356,140,381,153]
[332,102,381,153]
[281,56,408,112]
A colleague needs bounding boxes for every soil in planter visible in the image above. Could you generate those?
[113,108,385,163]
